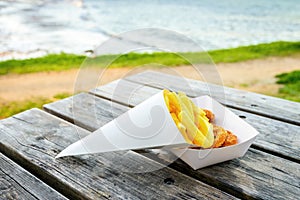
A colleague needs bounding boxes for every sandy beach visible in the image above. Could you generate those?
[1,56,299,104]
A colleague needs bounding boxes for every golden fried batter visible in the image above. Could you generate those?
[190,126,238,149]
[213,125,228,148]
[203,109,215,123]
[223,130,238,147]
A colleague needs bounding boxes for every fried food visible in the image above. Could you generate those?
[163,89,238,149]
[203,109,215,123]
[213,125,228,148]
[223,130,238,147]
[213,127,238,147]
[163,90,214,148]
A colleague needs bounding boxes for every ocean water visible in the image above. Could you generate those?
[0,0,299,59]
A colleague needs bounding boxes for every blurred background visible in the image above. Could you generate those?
[0,0,299,118]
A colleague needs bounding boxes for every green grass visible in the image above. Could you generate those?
[1,41,299,75]
[207,41,300,63]
[0,41,299,118]
[275,70,300,102]
[0,53,86,75]
[0,98,52,119]
[0,92,72,119]
[53,92,73,99]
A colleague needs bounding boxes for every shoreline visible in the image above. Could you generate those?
[0,50,50,62]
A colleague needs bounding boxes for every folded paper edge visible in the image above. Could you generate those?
[56,90,188,158]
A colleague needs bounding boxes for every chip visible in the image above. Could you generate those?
[163,89,214,148]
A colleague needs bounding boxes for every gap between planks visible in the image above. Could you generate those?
[41,92,300,200]
[89,90,300,164]
[125,71,300,126]
[1,109,238,200]
[86,80,299,163]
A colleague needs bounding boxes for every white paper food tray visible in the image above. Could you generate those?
[170,96,258,170]
[56,91,258,170]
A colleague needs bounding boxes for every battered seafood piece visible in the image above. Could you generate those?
[201,109,238,148]
[213,125,228,148]
[203,109,215,123]
[223,130,238,147]
[213,126,238,148]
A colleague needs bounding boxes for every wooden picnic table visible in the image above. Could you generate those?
[1,71,299,199]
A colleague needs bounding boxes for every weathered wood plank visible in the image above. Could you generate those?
[90,80,159,107]
[0,153,67,200]
[0,109,236,200]
[125,71,300,125]
[44,92,128,132]
[229,109,300,163]
[146,148,300,200]
[89,80,300,162]
[43,92,300,199]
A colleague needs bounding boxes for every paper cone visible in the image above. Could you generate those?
[56,91,188,158]
[170,96,259,170]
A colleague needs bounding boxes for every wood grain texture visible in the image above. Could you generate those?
[44,92,128,132]
[0,153,67,200]
[90,80,159,108]
[43,88,300,199]
[229,109,300,163]
[125,71,300,125]
[0,109,236,200]
[146,148,300,200]
[89,79,300,162]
